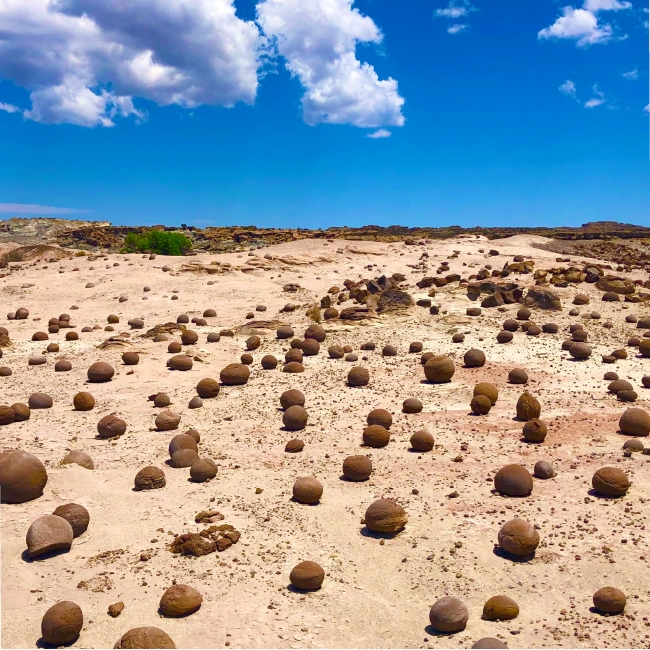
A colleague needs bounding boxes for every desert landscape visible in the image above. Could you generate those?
[2,222,650,649]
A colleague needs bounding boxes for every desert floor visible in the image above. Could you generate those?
[1,235,649,649]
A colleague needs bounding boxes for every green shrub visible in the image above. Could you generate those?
[121,231,192,256]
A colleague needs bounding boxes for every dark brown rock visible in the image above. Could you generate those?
[494,464,533,496]
[429,597,468,633]
[592,467,630,497]
[0,449,47,503]
[290,561,325,591]
[41,601,83,646]
[342,455,372,481]
[364,498,407,533]
[292,477,323,504]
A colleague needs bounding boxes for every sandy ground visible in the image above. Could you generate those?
[1,235,650,649]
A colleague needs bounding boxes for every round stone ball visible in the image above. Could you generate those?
[169,434,198,456]
[65,331,79,341]
[471,395,492,415]
[503,319,519,332]
[569,342,592,360]
[32,331,48,341]
[482,595,519,621]
[498,518,540,556]
[367,408,392,429]
[203,309,216,318]
[196,378,220,398]
[246,335,261,351]
[206,332,220,343]
[169,448,199,468]
[28,355,46,366]
[409,342,423,353]
[629,337,641,348]
[240,353,253,365]
[46,343,59,353]
[328,345,344,359]
[0,404,14,425]
[618,390,638,403]
[466,307,481,317]
[97,414,126,438]
[382,345,397,357]
[261,354,278,369]
[429,597,468,633]
[403,398,423,414]
[114,627,175,649]
[285,348,303,363]
[420,352,435,365]
[0,449,47,503]
[364,498,407,533]
[527,325,541,336]
[410,429,434,452]
[54,359,72,372]
[134,466,166,490]
[347,366,370,386]
[345,354,358,362]
[605,372,619,381]
[41,601,83,646]
[497,330,513,344]
[280,389,305,410]
[304,324,326,342]
[73,391,95,411]
[177,314,189,324]
[424,356,455,382]
[155,410,181,431]
[639,339,650,357]
[534,460,556,479]
[523,419,547,443]
[153,393,170,408]
[52,503,89,537]
[61,450,94,470]
[516,391,541,421]
[29,392,53,409]
[474,382,498,405]
[167,355,193,371]
[277,326,294,339]
[323,307,338,320]
[508,368,528,384]
[283,362,305,373]
[168,342,182,354]
[107,314,120,324]
[15,307,29,319]
[159,584,203,617]
[592,467,630,497]
[283,405,308,431]
[292,477,323,504]
[572,329,588,342]
[472,638,508,649]
[593,587,626,615]
[220,363,250,385]
[301,338,320,356]
[619,408,650,437]
[452,333,465,343]
[542,323,558,333]
[285,438,304,453]
[494,464,533,497]
[609,379,633,394]
[26,514,73,558]
[87,361,114,382]
[184,428,201,444]
[290,561,325,591]
[190,458,218,482]
[464,348,486,367]
[517,307,531,320]
[342,455,372,481]
[363,424,390,448]
[623,439,644,452]
[122,351,139,365]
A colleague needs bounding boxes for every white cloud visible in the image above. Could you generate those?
[621,69,638,80]
[584,85,606,107]
[0,0,263,127]
[644,104,649,113]
[447,24,468,34]
[559,79,578,99]
[583,0,631,10]
[0,203,88,214]
[538,7,613,46]
[257,0,404,128]
[435,0,476,19]
[366,128,391,138]
[0,102,19,113]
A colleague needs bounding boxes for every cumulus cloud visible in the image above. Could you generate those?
[538,0,632,46]
[644,104,649,113]
[257,0,404,128]
[447,24,468,34]
[559,79,578,99]
[366,128,391,138]
[584,85,606,107]
[0,203,88,214]
[435,0,476,19]
[0,102,19,113]
[0,0,263,126]
[621,68,638,79]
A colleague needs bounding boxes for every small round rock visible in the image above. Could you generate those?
[292,477,323,504]
[364,498,407,533]
[429,597,468,633]
[159,584,203,617]
[41,601,83,646]
[593,587,626,615]
[342,455,372,481]
[290,561,325,591]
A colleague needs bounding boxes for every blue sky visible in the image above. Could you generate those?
[0,0,647,229]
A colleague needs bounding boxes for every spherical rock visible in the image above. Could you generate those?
[284,439,304,453]
[277,326,294,339]
[345,354,358,362]
[347,366,369,386]
[619,408,650,437]
[62,450,94,470]
[107,314,120,324]
[153,393,171,408]
[420,352,434,365]
[382,345,397,357]
[32,331,48,341]
[134,466,166,490]
[203,309,216,318]
[494,464,533,497]
[196,378,220,398]
[292,477,323,504]
[452,332,465,343]
[122,351,139,365]
[73,391,94,411]
[54,359,72,372]
[428,597,468,633]
[409,342,423,353]
[26,514,73,558]
[41,601,83,646]
[246,335,261,350]
[508,368,528,384]
[618,390,638,403]
[283,405,308,431]
[0,404,14,425]
[498,518,539,556]
[168,342,182,353]
[29,355,47,365]
[542,323,558,333]
[471,394,492,415]
[65,331,79,341]
[503,319,519,332]
[46,343,59,353]
[471,638,508,649]
[593,587,626,615]
[424,356,455,382]
[410,429,434,452]
[363,424,390,448]
[402,398,423,414]
[464,348,486,367]
[52,503,89,537]
[29,392,53,409]
[592,467,630,497]
[534,460,556,479]
[304,324,326,342]
[156,410,181,431]
[474,382,498,406]
[280,389,305,410]
[301,338,320,356]
[240,353,253,365]
[323,307,338,320]
[482,595,519,621]
[290,561,324,591]
[285,348,303,363]
[623,438,644,452]
[364,498,407,533]
[367,408,392,429]
[220,363,250,385]
[342,455,372,481]
[159,585,203,617]
[169,448,199,468]
[516,391,541,421]
[497,330,513,343]
[177,314,189,324]
[639,339,650,357]
[517,307,531,320]
[283,361,305,373]
[0,449,47,503]
[190,458,218,482]
[328,345,344,359]
[261,354,277,369]
[97,414,127,438]
[523,418,547,443]
[206,332,220,343]
[167,354,193,371]
[609,379,633,394]
[114,626,175,649]
[87,361,115,382]
[15,307,29,319]
[569,342,592,360]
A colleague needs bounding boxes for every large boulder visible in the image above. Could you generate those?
[523,288,562,311]
[596,275,635,295]
[377,290,414,312]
